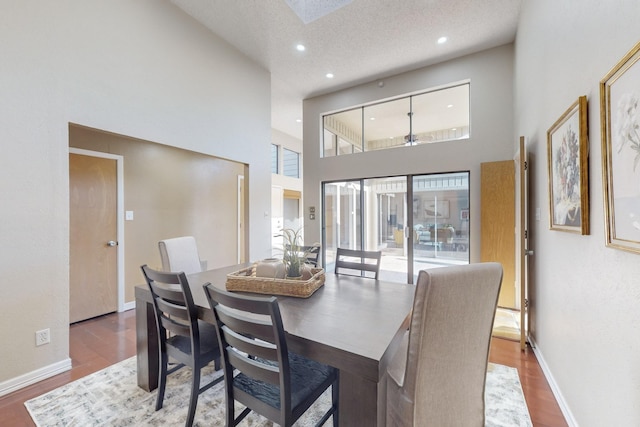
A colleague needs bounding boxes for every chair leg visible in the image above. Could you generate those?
[225,390,235,426]
[331,376,339,427]
[156,353,168,411]
[185,368,201,427]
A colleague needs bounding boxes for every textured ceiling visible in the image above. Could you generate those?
[171,0,522,139]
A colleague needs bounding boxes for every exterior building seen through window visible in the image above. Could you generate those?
[283,148,300,178]
[271,144,279,174]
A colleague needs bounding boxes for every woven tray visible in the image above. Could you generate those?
[226,265,325,298]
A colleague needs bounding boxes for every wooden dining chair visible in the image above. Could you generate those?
[141,265,222,427]
[334,247,382,279]
[301,245,321,266]
[284,244,321,267]
[203,284,339,427]
[385,262,503,426]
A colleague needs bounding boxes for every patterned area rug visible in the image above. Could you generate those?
[26,357,532,426]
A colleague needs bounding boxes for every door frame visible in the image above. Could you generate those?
[69,147,127,312]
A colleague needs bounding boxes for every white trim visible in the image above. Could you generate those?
[238,175,245,263]
[123,300,136,311]
[69,147,126,313]
[0,358,72,397]
[529,336,578,427]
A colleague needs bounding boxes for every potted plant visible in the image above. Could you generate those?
[277,227,319,279]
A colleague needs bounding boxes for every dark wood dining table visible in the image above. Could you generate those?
[135,263,415,426]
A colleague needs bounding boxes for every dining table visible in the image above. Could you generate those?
[135,263,415,426]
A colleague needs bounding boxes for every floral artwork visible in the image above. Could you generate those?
[601,41,640,253]
[547,96,589,234]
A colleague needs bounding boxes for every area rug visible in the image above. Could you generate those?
[25,357,532,426]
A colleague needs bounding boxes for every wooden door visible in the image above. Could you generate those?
[480,160,516,308]
[69,153,118,323]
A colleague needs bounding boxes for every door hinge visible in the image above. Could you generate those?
[524,160,528,170]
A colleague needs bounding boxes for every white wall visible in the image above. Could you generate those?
[515,1,640,425]
[0,0,272,389]
[302,44,515,257]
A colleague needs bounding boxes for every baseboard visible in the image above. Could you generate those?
[0,357,72,398]
[122,300,136,311]
[529,336,579,427]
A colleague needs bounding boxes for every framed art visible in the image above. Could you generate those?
[424,200,449,219]
[547,95,589,234]
[460,208,469,221]
[601,41,640,253]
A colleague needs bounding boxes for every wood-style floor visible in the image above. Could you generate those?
[0,310,567,426]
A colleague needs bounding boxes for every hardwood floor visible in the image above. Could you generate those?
[0,310,567,426]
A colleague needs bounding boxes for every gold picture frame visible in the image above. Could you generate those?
[547,96,589,234]
[601,41,640,253]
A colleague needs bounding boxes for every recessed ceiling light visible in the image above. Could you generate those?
[296,118,302,123]
[451,128,457,131]
[447,104,453,108]
[326,73,334,79]
[296,44,306,52]
[369,117,375,121]
[437,36,448,44]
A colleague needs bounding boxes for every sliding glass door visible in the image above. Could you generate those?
[323,181,362,270]
[323,172,469,283]
[411,173,470,281]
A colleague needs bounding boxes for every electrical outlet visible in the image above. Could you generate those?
[36,328,50,346]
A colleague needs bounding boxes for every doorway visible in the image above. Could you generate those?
[69,148,124,323]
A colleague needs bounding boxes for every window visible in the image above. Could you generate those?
[323,129,337,157]
[271,144,279,174]
[282,148,300,178]
[322,83,470,157]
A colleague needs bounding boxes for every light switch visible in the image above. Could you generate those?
[125,211,134,221]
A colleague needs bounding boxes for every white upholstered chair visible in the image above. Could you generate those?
[158,236,206,274]
[386,262,503,427]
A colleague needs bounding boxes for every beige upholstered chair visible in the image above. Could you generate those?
[158,236,206,274]
[386,262,503,427]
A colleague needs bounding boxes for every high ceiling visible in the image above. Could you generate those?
[171,0,522,139]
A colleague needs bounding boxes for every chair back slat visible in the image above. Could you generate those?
[228,347,281,385]
[159,316,191,337]
[335,248,382,279]
[221,324,278,361]
[155,298,189,320]
[216,305,275,343]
